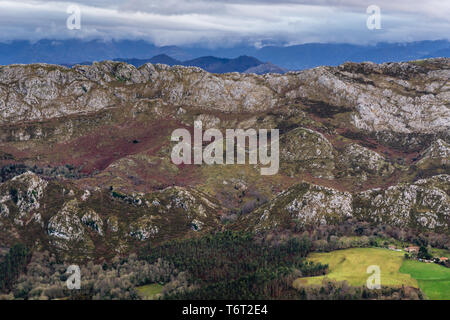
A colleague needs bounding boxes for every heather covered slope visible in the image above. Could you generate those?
[0,58,449,261]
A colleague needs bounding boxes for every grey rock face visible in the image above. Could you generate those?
[337,143,394,179]
[245,182,353,231]
[280,127,335,178]
[353,175,450,231]
[243,176,449,233]
[418,139,450,166]
[1,59,448,143]
[0,171,47,226]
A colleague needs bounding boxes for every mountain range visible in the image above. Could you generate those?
[0,58,448,262]
[1,39,449,70]
[0,55,449,300]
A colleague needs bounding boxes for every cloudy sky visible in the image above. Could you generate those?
[0,0,449,47]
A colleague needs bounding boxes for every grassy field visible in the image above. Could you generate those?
[399,260,450,300]
[136,283,164,300]
[293,248,418,288]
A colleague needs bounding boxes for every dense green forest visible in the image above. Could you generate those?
[0,229,436,300]
[140,231,328,299]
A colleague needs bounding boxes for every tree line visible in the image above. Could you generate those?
[140,231,328,299]
[0,243,31,292]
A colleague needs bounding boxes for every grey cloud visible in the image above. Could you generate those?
[0,0,448,46]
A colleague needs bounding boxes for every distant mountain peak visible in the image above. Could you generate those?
[244,62,287,75]
[149,54,181,65]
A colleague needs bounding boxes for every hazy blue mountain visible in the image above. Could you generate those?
[243,62,287,75]
[248,41,450,69]
[347,41,450,64]
[148,54,182,66]
[252,43,366,70]
[181,55,262,73]
[421,47,450,59]
[114,54,182,67]
[0,39,192,65]
[0,39,449,70]
[66,54,271,74]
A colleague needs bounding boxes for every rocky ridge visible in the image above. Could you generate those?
[243,175,449,233]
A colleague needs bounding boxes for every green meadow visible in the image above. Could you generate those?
[136,283,164,300]
[399,260,450,300]
[294,248,417,288]
[294,247,450,300]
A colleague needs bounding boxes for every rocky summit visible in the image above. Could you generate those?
[0,58,449,261]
